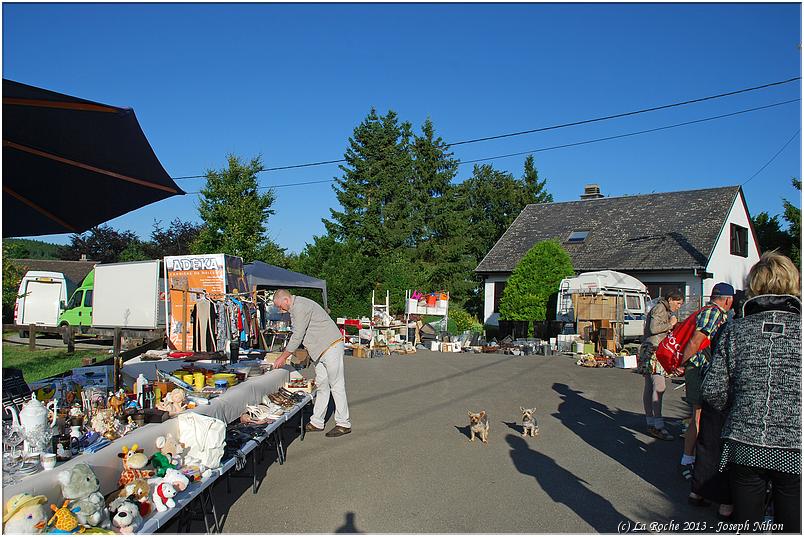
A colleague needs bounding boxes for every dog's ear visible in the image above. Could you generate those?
[520,406,525,413]
[467,411,473,417]
[479,410,486,419]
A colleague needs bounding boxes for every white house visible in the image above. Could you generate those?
[475,185,761,326]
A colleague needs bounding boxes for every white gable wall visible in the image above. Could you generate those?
[482,274,510,326]
[705,192,760,297]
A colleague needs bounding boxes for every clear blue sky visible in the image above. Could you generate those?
[4,3,801,253]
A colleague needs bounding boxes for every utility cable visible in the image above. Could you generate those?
[183,97,799,194]
[171,76,801,180]
[742,128,801,185]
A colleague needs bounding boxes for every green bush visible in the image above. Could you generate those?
[499,239,574,322]
[449,306,482,335]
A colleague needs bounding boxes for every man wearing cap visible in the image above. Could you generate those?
[677,282,735,482]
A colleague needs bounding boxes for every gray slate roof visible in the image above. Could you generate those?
[10,258,96,285]
[475,186,742,274]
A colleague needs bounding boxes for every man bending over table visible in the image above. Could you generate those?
[269,289,352,437]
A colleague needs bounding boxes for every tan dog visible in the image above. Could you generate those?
[468,410,489,443]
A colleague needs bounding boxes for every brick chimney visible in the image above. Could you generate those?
[580,184,604,200]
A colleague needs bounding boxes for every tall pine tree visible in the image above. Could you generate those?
[325,109,413,257]
[522,155,553,204]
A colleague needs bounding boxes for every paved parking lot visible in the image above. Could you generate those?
[212,349,718,533]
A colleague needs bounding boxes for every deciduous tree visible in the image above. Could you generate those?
[192,154,285,263]
[499,240,574,322]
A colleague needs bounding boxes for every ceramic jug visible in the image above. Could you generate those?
[19,394,57,454]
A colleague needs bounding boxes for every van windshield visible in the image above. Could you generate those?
[67,291,83,309]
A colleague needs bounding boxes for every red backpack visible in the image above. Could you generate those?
[655,306,716,374]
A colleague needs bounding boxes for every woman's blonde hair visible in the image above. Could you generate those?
[746,251,801,297]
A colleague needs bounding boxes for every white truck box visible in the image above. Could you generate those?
[91,261,166,329]
[14,271,73,329]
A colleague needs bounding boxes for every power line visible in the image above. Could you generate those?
[742,128,802,186]
[448,76,800,146]
[171,76,801,181]
[183,97,800,195]
[461,98,800,165]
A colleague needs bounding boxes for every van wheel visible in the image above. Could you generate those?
[19,330,28,339]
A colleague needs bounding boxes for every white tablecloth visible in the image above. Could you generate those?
[2,364,290,505]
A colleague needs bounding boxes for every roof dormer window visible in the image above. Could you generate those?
[566,230,589,243]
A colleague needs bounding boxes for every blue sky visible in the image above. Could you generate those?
[4,3,801,254]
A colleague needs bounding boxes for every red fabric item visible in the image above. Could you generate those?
[168,351,194,359]
[655,306,714,374]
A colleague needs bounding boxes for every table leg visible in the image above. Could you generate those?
[252,450,258,494]
[299,404,306,441]
[204,486,221,533]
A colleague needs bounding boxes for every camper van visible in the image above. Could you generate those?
[556,270,651,341]
[14,271,75,337]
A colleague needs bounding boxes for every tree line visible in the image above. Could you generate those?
[4,109,800,325]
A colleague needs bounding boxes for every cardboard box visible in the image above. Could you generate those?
[574,296,622,321]
[615,355,637,369]
[352,345,368,359]
[71,365,114,390]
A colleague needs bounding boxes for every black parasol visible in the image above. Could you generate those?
[3,79,184,237]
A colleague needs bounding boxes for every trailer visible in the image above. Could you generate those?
[556,270,651,343]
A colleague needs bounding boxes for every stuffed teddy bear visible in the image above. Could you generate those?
[117,480,151,517]
[155,389,186,415]
[57,463,111,529]
[156,433,184,467]
[150,433,185,477]
[3,493,48,534]
[117,444,154,488]
[151,482,177,513]
[149,468,189,493]
[108,498,142,534]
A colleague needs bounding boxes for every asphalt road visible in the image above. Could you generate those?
[210,349,719,534]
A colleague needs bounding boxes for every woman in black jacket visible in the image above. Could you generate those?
[702,251,801,533]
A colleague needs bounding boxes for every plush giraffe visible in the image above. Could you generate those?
[118,444,154,488]
[47,501,85,534]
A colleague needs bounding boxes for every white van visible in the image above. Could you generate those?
[14,271,74,337]
[556,270,651,341]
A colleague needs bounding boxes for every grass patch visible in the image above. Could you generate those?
[2,343,107,383]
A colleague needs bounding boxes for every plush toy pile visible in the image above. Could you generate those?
[2,435,199,535]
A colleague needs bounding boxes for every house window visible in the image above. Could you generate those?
[645,283,685,302]
[730,224,748,257]
[566,230,589,243]
[493,282,506,313]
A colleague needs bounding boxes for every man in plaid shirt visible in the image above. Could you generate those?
[677,282,734,481]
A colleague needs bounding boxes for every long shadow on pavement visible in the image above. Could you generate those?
[506,433,629,532]
[551,382,717,524]
[552,382,676,495]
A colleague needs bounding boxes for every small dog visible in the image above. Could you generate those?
[468,410,489,443]
[520,407,539,437]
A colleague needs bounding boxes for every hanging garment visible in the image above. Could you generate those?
[215,302,230,351]
[192,298,217,352]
